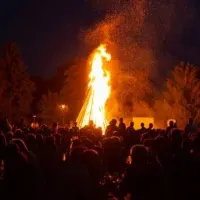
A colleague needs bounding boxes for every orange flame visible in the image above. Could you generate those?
[77,44,111,133]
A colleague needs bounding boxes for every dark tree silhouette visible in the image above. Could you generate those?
[60,59,88,120]
[154,62,200,128]
[0,42,35,121]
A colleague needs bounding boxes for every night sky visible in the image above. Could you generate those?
[1,0,200,77]
[0,0,101,76]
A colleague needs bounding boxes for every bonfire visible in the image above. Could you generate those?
[77,45,111,133]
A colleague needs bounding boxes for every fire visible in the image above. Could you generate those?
[77,44,111,133]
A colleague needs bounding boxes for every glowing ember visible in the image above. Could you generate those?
[77,44,111,133]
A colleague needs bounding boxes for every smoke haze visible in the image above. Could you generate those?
[82,0,196,119]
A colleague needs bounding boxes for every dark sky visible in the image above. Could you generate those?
[0,0,101,76]
[1,0,200,77]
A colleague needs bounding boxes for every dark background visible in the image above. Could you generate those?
[1,0,200,77]
[0,0,102,76]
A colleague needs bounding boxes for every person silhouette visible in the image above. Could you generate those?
[184,118,196,137]
[127,122,135,134]
[140,122,146,134]
[148,123,153,131]
[166,120,175,136]
[119,118,126,130]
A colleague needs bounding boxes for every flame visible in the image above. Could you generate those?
[77,44,111,133]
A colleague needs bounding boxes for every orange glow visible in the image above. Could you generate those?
[61,104,66,109]
[77,44,111,133]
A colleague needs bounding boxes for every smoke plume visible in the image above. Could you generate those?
[83,0,195,119]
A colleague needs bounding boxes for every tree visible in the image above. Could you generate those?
[0,58,7,101]
[0,42,35,121]
[154,62,200,128]
[60,59,88,120]
[38,91,61,124]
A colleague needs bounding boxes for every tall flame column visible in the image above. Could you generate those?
[77,45,111,133]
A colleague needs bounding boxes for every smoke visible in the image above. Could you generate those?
[83,0,195,118]
[85,0,194,64]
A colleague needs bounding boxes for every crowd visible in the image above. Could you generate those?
[0,117,199,200]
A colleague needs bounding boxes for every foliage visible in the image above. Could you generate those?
[0,58,7,100]
[153,62,200,128]
[38,91,61,124]
[60,59,88,120]
[0,42,35,121]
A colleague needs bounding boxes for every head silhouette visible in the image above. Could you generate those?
[169,121,174,127]
[130,121,134,127]
[141,123,145,128]
[111,119,117,126]
[89,120,94,126]
[149,123,153,129]
[130,145,148,166]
